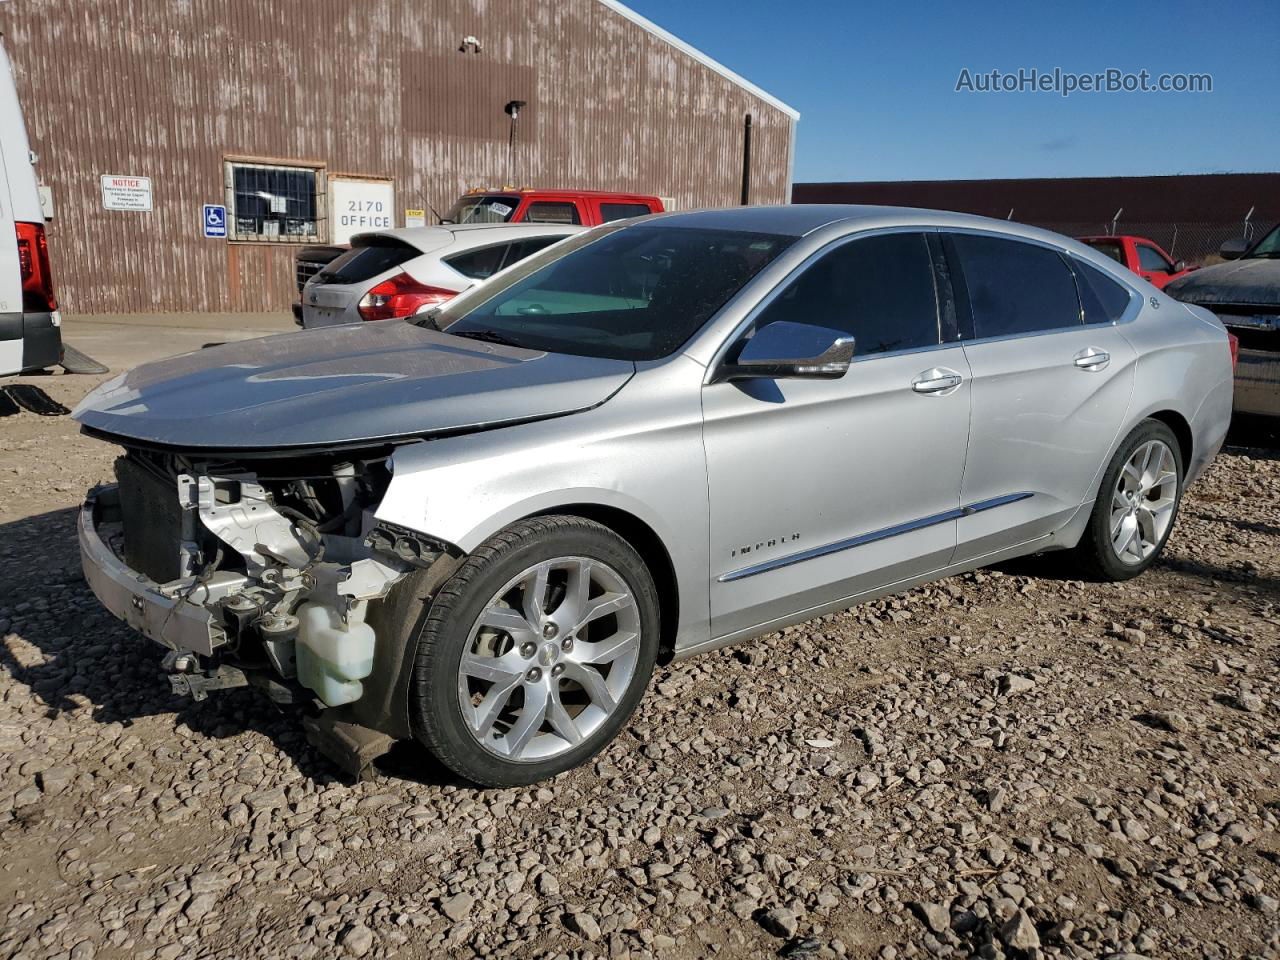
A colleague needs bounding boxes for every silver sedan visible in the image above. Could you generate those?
[74,205,1233,786]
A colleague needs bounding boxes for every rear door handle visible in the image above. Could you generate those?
[911,368,964,394]
[1074,347,1110,371]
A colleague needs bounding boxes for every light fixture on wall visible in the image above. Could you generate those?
[459,35,482,53]
[505,100,528,187]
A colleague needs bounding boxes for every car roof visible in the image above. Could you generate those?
[461,188,659,201]
[352,223,585,251]
[639,204,1108,246]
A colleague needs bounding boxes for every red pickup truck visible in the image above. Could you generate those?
[443,188,664,227]
[1077,235,1194,290]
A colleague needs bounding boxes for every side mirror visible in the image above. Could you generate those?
[715,320,855,382]
[1173,259,1187,273]
[1219,237,1249,261]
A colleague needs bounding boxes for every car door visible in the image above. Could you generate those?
[1134,241,1175,288]
[702,231,973,641]
[945,232,1137,562]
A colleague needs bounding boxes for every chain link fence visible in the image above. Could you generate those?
[1028,217,1276,266]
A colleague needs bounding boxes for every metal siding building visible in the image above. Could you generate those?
[0,0,797,314]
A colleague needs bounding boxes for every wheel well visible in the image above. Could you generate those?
[1147,409,1193,473]
[529,504,680,664]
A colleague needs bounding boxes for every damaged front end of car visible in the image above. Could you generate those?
[79,443,451,775]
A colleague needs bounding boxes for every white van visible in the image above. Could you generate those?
[0,35,60,377]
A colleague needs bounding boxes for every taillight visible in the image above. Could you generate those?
[357,272,455,321]
[16,221,57,312]
[1227,332,1239,371]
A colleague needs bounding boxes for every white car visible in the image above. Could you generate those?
[1,38,61,376]
[299,223,583,329]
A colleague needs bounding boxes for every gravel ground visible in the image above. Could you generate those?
[1,368,1278,960]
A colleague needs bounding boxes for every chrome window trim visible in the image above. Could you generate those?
[703,225,944,384]
[718,492,1033,583]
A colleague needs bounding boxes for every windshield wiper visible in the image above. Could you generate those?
[449,328,525,348]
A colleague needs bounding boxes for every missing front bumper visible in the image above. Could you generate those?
[79,485,240,656]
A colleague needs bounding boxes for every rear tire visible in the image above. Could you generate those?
[409,516,660,787]
[1070,419,1183,581]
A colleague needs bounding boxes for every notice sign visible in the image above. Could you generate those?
[100,174,152,211]
[330,177,394,244]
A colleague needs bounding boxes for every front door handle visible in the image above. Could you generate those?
[1073,347,1110,371]
[911,368,964,394]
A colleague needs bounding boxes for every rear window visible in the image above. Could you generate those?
[316,239,419,284]
[599,202,653,223]
[1073,260,1135,325]
[446,195,519,224]
[1082,240,1125,264]
[949,233,1082,338]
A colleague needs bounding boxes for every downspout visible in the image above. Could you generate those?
[740,113,752,206]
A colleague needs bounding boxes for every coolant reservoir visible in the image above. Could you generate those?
[295,600,376,707]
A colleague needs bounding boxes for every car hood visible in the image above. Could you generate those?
[72,320,635,451]
[1165,257,1280,305]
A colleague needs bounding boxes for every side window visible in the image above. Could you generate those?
[524,201,582,225]
[1136,244,1173,272]
[501,235,566,269]
[949,234,1081,338]
[599,202,653,222]
[751,233,940,357]
[1073,260,1135,325]
[444,243,510,281]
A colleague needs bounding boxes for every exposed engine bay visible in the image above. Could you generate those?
[85,445,443,710]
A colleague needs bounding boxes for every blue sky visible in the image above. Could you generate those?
[625,0,1280,183]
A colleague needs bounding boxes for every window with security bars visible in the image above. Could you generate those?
[225,160,324,242]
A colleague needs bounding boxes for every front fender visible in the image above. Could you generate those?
[373,369,712,651]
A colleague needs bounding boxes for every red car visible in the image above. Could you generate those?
[443,188,664,227]
[1077,235,1193,290]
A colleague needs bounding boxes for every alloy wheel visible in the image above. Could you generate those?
[1109,439,1178,565]
[456,557,642,762]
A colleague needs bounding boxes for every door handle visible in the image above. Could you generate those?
[1073,348,1110,371]
[911,368,964,394]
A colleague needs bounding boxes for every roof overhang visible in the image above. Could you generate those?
[596,0,800,122]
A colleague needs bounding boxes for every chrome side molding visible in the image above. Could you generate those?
[718,492,1033,583]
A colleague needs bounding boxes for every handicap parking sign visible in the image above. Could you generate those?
[203,203,227,239]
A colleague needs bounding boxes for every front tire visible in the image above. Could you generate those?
[1071,419,1183,581]
[409,516,660,787]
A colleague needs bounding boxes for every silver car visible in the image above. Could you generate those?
[73,205,1233,786]
[300,223,582,329]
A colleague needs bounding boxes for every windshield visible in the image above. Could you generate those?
[1247,224,1280,258]
[445,194,520,224]
[426,225,795,361]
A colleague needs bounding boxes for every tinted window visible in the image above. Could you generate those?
[600,202,653,222]
[950,234,1081,338]
[446,195,519,224]
[437,226,793,361]
[317,240,418,284]
[503,235,566,266]
[1136,244,1173,272]
[444,243,509,281]
[1083,240,1125,264]
[524,201,582,225]
[752,233,939,356]
[1074,260,1135,325]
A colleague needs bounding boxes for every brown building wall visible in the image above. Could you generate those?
[0,0,796,314]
